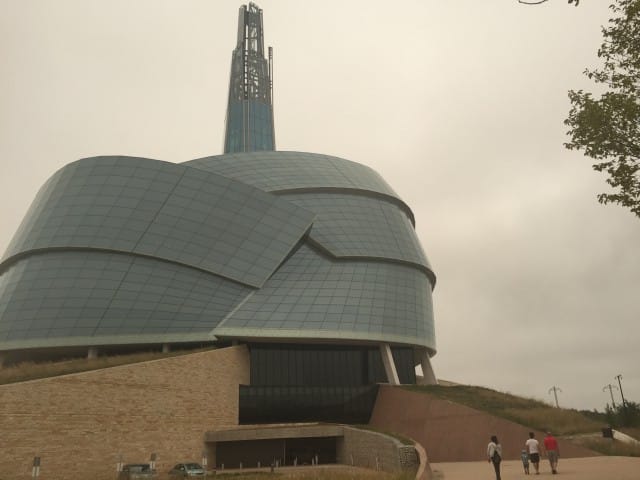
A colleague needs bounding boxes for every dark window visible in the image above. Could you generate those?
[239,385,379,424]
[242,343,416,424]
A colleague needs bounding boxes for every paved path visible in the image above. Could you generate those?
[431,456,640,480]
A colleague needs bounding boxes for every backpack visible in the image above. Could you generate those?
[493,447,501,462]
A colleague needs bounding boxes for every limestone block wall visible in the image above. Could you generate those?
[337,426,418,473]
[0,346,249,480]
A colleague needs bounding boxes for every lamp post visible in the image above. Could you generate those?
[548,386,562,408]
[615,374,627,408]
[603,384,618,409]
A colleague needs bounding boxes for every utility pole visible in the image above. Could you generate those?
[615,374,627,408]
[548,386,562,408]
[603,384,618,409]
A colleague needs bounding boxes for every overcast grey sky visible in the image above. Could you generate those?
[1,1,638,411]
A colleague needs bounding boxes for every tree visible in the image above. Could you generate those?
[605,401,640,428]
[564,0,640,218]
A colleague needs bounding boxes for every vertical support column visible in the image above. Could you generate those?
[380,343,400,385]
[162,343,171,353]
[87,346,98,360]
[419,350,438,385]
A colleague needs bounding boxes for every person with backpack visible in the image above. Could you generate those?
[487,435,503,480]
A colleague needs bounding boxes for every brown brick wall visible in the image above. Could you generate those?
[0,346,249,480]
[369,386,599,463]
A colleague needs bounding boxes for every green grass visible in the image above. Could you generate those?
[0,347,215,385]
[403,385,603,435]
[569,436,640,457]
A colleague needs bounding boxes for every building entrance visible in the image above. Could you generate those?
[215,436,337,469]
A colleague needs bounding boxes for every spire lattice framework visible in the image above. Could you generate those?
[224,2,275,153]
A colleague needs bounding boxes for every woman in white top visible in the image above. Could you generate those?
[487,435,502,480]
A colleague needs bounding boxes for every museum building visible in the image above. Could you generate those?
[0,3,437,423]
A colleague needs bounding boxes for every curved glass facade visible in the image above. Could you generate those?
[185,152,403,201]
[0,151,436,357]
[0,251,249,345]
[280,192,431,270]
[215,243,434,349]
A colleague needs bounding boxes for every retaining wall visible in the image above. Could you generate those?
[369,385,599,463]
[0,346,250,480]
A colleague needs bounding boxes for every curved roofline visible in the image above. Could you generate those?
[184,150,404,198]
[0,332,213,353]
[0,247,259,290]
[274,187,416,226]
[304,237,436,289]
[0,333,436,359]
[212,328,436,356]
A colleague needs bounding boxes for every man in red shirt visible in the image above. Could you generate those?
[543,431,560,474]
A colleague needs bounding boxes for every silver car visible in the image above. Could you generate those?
[168,463,206,477]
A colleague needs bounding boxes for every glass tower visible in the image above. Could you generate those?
[224,2,275,153]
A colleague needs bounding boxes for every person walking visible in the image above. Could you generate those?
[521,449,530,475]
[543,431,560,474]
[487,435,502,480]
[525,431,541,474]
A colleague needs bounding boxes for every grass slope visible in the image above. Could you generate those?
[403,384,640,457]
[0,347,215,385]
[404,384,601,435]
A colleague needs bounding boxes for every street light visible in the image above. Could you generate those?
[615,374,628,408]
[602,384,618,409]
[548,386,562,408]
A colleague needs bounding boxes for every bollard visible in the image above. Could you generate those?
[32,457,41,479]
[116,454,124,473]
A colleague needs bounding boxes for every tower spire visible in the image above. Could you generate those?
[224,2,275,153]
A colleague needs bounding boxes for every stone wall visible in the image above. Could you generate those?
[0,346,250,480]
[336,426,418,473]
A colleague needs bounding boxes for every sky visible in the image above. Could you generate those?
[1,0,638,412]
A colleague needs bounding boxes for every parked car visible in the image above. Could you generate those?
[118,464,155,480]
[168,463,206,477]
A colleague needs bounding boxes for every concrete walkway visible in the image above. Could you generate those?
[431,456,640,480]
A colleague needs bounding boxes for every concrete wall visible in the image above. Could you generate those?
[369,386,599,463]
[337,426,418,473]
[0,346,250,480]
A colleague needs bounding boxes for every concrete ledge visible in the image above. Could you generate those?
[205,423,418,475]
[206,424,344,442]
